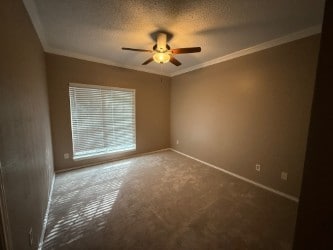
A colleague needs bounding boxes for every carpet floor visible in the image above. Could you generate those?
[43,150,297,250]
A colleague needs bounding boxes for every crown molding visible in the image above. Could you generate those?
[23,0,48,50]
[23,0,321,78]
[46,26,322,78]
[170,25,322,77]
[45,48,171,76]
[23,0,169,76]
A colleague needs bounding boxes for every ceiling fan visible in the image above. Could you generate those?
[122,32,201,66]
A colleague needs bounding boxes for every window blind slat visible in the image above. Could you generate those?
[69,85,136,160]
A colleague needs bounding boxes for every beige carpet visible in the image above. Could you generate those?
[43,150,297,249]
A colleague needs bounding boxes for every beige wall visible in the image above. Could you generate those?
[46,54,170,171]
[171,35,320,197]
[0,0,54,249]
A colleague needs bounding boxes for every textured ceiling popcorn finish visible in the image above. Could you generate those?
[23,0,325,76]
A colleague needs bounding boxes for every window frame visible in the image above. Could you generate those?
[69,82,136,161]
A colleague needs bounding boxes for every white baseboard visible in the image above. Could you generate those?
[35,147,298,250]
[55,148,170,174]
[170,148,299,203]
[38,174,55,250]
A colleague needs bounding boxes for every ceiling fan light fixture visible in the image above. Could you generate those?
[153,52,170,64]
[122,31,201,66]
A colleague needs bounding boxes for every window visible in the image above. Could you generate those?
[69,83,136,160]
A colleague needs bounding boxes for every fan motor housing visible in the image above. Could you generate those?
[153,44,170,52]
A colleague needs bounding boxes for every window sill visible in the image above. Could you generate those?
[73,147,136,161]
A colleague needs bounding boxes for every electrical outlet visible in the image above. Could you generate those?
[255,163,261,172]
[29,228,33,247]
[281,172,288,181]
[176,140,179,145]
[64,153,69,159]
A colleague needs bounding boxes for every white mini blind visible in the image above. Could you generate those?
[69,83,136,160]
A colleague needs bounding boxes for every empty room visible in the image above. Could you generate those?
[1,0,332,249]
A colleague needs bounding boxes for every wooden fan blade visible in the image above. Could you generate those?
[170,56,181,66]
[142,57,154,65]
[122,47,152,52]
[171,47,201,54]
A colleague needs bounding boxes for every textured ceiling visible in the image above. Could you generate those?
[24,0,325,76]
